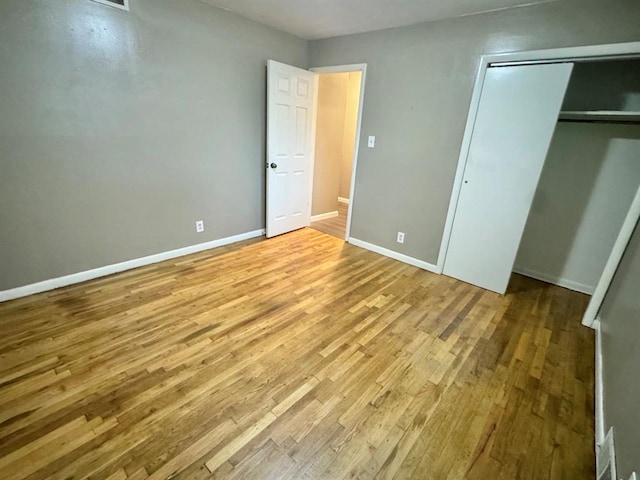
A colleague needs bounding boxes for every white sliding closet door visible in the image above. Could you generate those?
[443,63,574,294]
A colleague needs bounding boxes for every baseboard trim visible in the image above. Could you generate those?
[349,238,438,273]
[595,318,606,448]
[0,229,266,303]
[338,197,350,205]
[311,211,338,222]
[513,266,595,295]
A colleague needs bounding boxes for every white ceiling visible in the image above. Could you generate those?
[200,0,559,40]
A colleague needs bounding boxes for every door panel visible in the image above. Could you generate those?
[443,63,574,294]
[266,60,317,238]
[295,107,308,156]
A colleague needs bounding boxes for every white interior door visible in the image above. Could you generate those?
[266,60,317,238]
[443,63,574,294]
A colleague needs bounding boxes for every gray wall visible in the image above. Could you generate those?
[515,123,640,293]
[600,222,640,479]
[0,0,308,290]
[309,0,640,264]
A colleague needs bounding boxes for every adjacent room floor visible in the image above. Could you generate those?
[310,202,348,240]
[0,228,595,479]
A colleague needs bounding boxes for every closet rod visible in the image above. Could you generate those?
[558,111,640,125]
[558,118,640,125]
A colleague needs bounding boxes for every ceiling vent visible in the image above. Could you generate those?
[90,0,129,11]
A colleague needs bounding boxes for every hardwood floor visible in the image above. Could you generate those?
[310,202,348,239]
[0,228,595,479]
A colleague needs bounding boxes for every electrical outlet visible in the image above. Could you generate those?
[397,232,405,244]
[195,220,204,233]
[368,135,376,148]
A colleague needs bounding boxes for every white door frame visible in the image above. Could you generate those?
[309,63,367,241]
[436,41,640,328]
[584,185,640,327]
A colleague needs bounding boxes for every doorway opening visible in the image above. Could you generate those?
[309,67,364,241]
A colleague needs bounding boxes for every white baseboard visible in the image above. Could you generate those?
[0,229,266,303]
[311,211,338,222]
[595,318,606,448]
[338,197,350,205]
[513,266,595,295]
[348,237,438,273]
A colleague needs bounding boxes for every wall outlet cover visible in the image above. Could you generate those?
[397,232,405,244]
[196,220,205,233]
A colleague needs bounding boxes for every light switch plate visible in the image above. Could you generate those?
[368,136,376,148]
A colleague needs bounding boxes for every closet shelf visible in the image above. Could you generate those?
[559,110,640,123]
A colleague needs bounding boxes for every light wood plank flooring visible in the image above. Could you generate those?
[310,202,348,239]
[0,228,595,479]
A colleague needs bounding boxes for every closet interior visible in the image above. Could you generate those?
[514,58,640,295]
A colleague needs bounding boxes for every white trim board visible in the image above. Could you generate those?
[338,197,350,205]
[595,318,606,448]
[583,183,640,327]
[310,63,367,242]
[310,63,367,74]
[513,267,595,295]
[349,237,438,273]
[0,229,265,303]
[311,211,338,222]
[306,67,320,229]
[598,427,618,480]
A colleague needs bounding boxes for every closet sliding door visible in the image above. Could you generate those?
[443,63,574,294]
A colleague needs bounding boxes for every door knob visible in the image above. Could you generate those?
[270,163,277,169]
